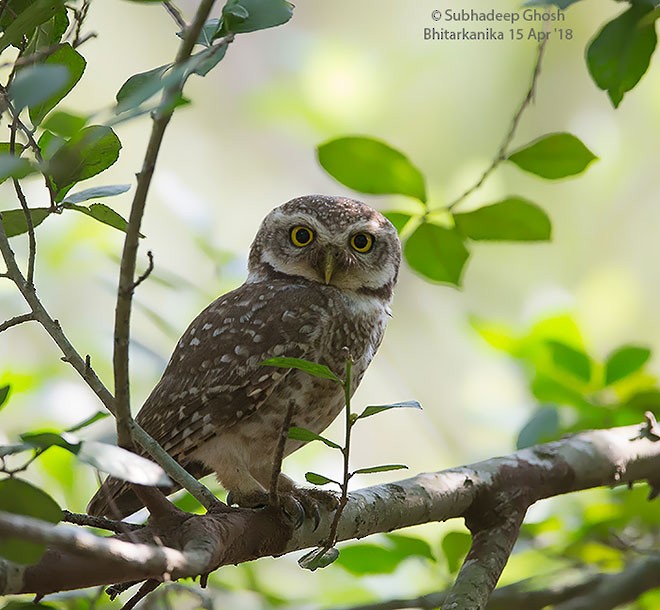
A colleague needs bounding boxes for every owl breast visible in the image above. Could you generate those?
[190,283,389,489]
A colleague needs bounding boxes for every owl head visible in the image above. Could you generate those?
[247,195,401,300]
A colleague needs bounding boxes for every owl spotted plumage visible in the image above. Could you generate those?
[88,195,401,518]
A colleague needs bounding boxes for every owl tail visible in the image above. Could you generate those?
[87,461,213,519]
[87,476,151,519]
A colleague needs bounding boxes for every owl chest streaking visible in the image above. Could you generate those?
[88,195,401,518]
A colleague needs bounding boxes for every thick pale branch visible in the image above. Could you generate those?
[0,422,658,596]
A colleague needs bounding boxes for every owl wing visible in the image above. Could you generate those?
[87,279,333,517]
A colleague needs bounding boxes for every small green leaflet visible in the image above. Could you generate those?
[305,472,339,486]
[516,406,560,450]
[0,478,62,565]
[8,64,70,113]
[318,136,427,203]
[507,133,597,179]
[0,208,50,238]
[453,198,551,242]
[61,202,138,236]
[586,4,658,108]
[221,0,294,34]
[384,211,415,235]
[0,154,34,184]
[357,400,422,420]
[288,426,341,449]
[29,43,87,125]
[605,345,651,386]
[352,464,408,475]
[0,384,10,411]
[546,340,592,383]
[404,223,469,286]
[0,0,63,54]
[261,357,340,382]
[65,411,110,433]
[298,546,339,571]
[442,530,471,574]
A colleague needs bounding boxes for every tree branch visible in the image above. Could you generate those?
[112,0,217,449]
[446,37,548,211]
[1,421,659,596]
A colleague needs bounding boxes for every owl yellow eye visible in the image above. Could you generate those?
[350,232,374,253]
[290,226,314,247]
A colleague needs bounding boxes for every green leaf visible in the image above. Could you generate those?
[0,154,34,184]
[384,211,414,234]
[62,184,131,204]
[115,63,172,112]
[24,2,68,51]
[586,4,658,107]
[318,136,427,203]
[0,143,24,156]
[385,533,436,562]
[20,430,80,452]
[605,345,651,385]
[298,546,339,571]
[516,406,560,449]
[8,64,69,113]
[65,411,110,433]
[47,125,122,201]
[404,222,469,286]
[61,203,135,235]
[454,198,551,242]
[441,531,471,574]
[0,385,10,411]
[222,0,294,34]
[42,110,87,137]
[28,43,86,125]
[37,129,66,159]
[507,133,597,179]
[288,426,341,449]
[352,464,408,475]
[261,357,340,382]
[305,471,339,486]
[357,400,422,420]
[0,478,61,565]
[546,340,592,383]
[76,441,171,486]
[0,208,51,238]
[336,543,403,575]
[0,0,63,53]
[184,43,229,78]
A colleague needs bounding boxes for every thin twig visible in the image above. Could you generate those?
[163,1,188,31]
[112,0,218,450]
[446,38,548,212]
[76,509,140,536]
[132,250,154,290]
[121,579,161,610]
[61,510,144,533]
[0,312,34,332]
[325,357,354,550]
[270,399,297,506]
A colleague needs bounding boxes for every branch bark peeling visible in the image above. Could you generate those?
[0,421,658,596]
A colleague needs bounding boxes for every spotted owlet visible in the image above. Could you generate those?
[88,195,401,518]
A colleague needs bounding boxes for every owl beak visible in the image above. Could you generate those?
[323,251,335,285]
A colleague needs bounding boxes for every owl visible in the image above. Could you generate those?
[87,194,401,519]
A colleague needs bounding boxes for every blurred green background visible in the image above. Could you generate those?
[1,0,660,607]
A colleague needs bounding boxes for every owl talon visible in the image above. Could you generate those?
[279,496,305,529]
